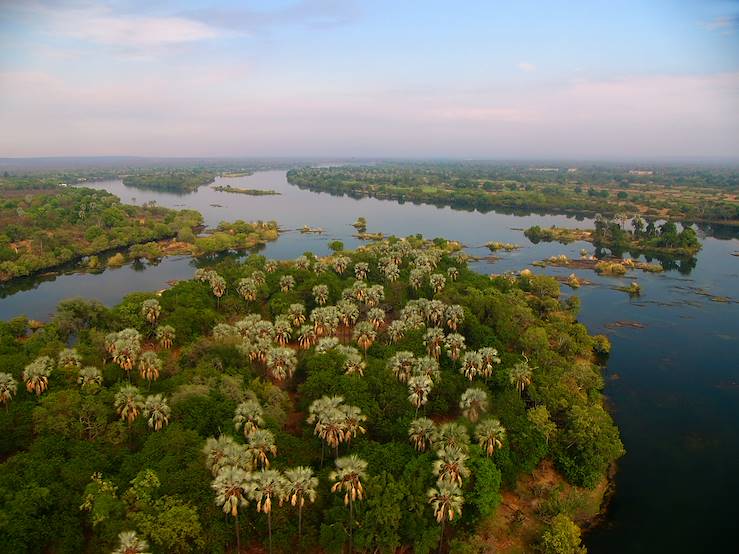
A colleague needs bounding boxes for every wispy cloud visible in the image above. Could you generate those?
[517,61,536,73]
[185,0,361,33]
[699,15,738,34]
[10,2,222,51]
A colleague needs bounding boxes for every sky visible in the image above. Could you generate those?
[0,0,738,160]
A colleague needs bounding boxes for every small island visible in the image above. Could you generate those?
[122,170,217,192]
[525,216,701,257]
[212,184,280,196]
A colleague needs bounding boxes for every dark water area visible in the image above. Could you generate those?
[0,170,737,552]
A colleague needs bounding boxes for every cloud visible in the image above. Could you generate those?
[185,0,361,33]
[0,70,737,158]
[700,15,738,34]
[7,2,222,50]
[517,62,536,73]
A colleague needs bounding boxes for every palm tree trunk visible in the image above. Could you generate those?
[235,514,241,553]
[349,497,354,554]
[438,519,446,554]
[298,504,303,543]
[268,512,273,554]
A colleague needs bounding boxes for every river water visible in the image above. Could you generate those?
[1,170,737,552]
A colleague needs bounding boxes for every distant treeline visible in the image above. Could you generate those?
[287,164,739,225]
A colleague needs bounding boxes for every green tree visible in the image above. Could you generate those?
[539,514,587,554]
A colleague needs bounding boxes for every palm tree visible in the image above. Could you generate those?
[444,333,466,365]
[115,385,144,427]
[388,352,417,384]
[337,300,359,328]
[340,404,367,447]
[279,275,295,292]
[475,418,506,456]
[250,270,266,286]
[434,422,470,453]
[447,267,459,282]
[354,262,369,280]
[460,388,488,423]
[330,455,368,553]
[237,277,258,302]
[138,351,162,387]
[248,428,278,469]
[509,357,534,395]
[460,350,482,381]
[143,394,170,431]
[58,347,81,371]
[478,347,501,378]
[343,351,366,376]
[273,317,292,346]
[384,262,400,282]
[111,328,142,375]
[155,325,175,349]
[297,324,316,349]
[266,347,297,382]
[250,469,287,554]
[234,398,265,437]
[429,273,446,294]
[445,304,464,331]
[367,307,385,330]
[288,303,306,327]
[427,481,464,553]
[141,298,161,325]
[22,356,54,396]
[203,435,239,476]
[366,284,385,307]
[112,530,150,554]
[312,284,329,305]
[0,372,18,409]
[308,395,346,465]
[414,356,441,383]
[295,255,311,270]
[387,319,406,343]
[432,446,470,486]
[409,268,425,290]
[409,417,436,452]
[210,274,227,308]
[333,255,350,275]
[408,375,433,416]
[424,328,445,360]
[426,300,446,327]
[265,259,278,273]
[212,465,252,553]
[283,466,318,541]
[213,323,239,343]
[78,366,102,388]
[353,321,376,358]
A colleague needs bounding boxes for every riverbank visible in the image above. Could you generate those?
[212,184,280,195]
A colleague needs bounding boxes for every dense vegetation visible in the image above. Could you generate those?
[122,171,217,193]
[213,185,280,196]
[0,188,202,282]
[0,237,622,553]
[526,216,701,257]
[287,163,739,225]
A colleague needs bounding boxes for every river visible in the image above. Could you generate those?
[1,170,737,552]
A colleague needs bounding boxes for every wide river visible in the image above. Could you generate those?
[1,170,737,552]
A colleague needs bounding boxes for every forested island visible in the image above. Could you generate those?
[287,164,739,225]
[525,216,701,257]
[0,237,622,553]
[122,171,218,193]
[213,185,280,196]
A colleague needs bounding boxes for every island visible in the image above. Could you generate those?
[212,184,280,196]
[0,236,622,553]
[122,170,217,192]
[525,216,701,257]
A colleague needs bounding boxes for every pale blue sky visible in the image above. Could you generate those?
[0,0,737,158]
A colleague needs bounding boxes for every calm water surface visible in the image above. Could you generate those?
[1,171,737,552]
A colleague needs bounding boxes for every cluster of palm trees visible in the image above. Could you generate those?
[114,384,171,432]
[308,395,367,462]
